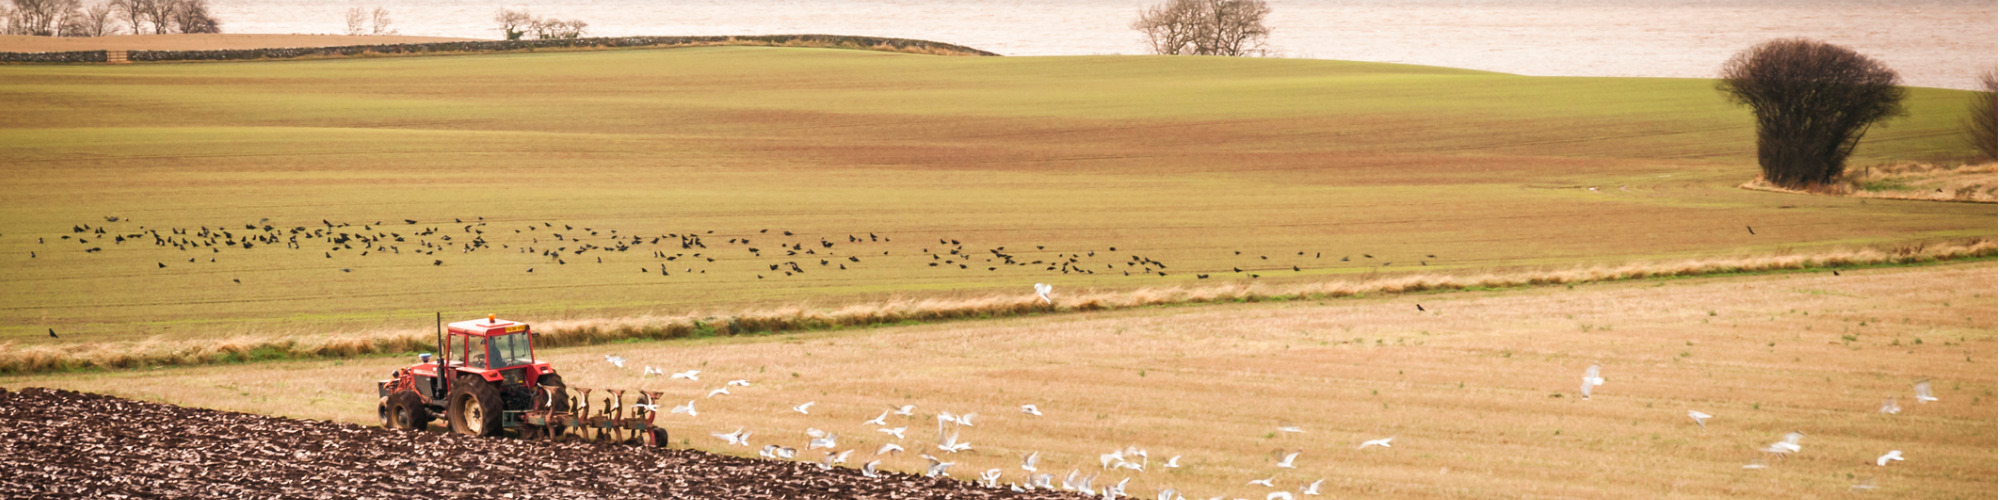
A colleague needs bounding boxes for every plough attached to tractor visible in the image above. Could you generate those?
[377,314,669,446]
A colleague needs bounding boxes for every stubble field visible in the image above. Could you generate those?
[0,46,1992,345]
[5,260,1992,498]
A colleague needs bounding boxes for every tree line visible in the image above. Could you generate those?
[1,0,218,37]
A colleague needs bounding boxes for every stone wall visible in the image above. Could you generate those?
[0,50,107,63]
[0,35,996,64]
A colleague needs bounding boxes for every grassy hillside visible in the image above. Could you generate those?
[8,261,1992,498]
[0,47,1991,342]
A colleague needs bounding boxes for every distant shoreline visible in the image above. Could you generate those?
[0,34,998,63]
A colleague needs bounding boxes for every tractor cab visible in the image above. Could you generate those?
[441,314,552,380]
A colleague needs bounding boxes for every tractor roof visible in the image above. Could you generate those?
[447,316,530,336]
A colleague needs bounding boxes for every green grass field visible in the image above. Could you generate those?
[1,47,1991,342]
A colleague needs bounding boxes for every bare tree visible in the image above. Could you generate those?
[369,6,392,35]
[71,0,112,36]
[110,0,149,34]
[494,8,530,40]
[1132,0,1270,56]
[1718,38,1906,188]
[343,6,363,36]
[136,0,170,33]
[1971,71,1997,161]
[11,0,82,36]
[165,0,215,33]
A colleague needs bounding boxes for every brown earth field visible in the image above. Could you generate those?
[0,387,1080,499]
[0,34,477,52]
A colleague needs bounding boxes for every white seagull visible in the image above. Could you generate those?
[1358,437,1395,449]
[893,404,917,416]
[923,454,955,478]
[861,460,882,478]
[878,426,907,439]
[1277,425,1304,434]
[670,369,700,381]
[1763,431,1804,456]
[1687,410,1713,429]
[642,365,663,376]
[1879,396,1901,414]
[712,427,749,446]
[1303,478,1325,496]
[1163,455,1182,468]
[604,355,626,368]
[1021,404,1042,416]
[706,387,729,398]
[937,430,971,453]
[1275,451,1301,468]
[1248,476,1276,487]
[1267,493,1295,500]
[727,379,752,387]
[980,468,1003,488]
[864,410,890,426]
[1580,363,1605,400]
[1914,381,1938,403]
[1034,283,1053,304]
[793,401,816,414]
[876,442,904,455]
[809,431,838,450]
[1875,450,1903,466]
[671,400,696,416]
[1021,451,1040,472]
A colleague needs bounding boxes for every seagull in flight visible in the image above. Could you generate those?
[642,366,663,377]
[670,369,700,381]
[878,426,906,439]
[864,410,889,426]
[793,401,816,414]
[893,404,917,416]
[1020,404,1042,416]
[1267,492,1295,500]
[1163,455,1181,468]
[1277,424,1304,434]
[1879,397,1901,414]
[706,387,730,398]
[1580,364,1605,400]
[604,355,626,368]
[937,430,971,453]
[861,460,882,478]
[727,379,751,386]
[712,427,749,446]
[1021,451,1040,472]
[1687,410,1713,429]
[1876,450,1903,466]
[1358,437,1395,449]
[671,400,696,416]
[923,454,955,478]
[1303,478,1325,496]
[809,431,838,450]
[1764,431,1804,455]
[1248,476,1276,487]
[876,442,904,455]
[630,402,661,413]
[980,468,1003,488]
[1914,381,1938,402]
[1275,451,1300,468]
[1034,283,1053,304]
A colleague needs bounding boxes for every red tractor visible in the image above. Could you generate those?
[377,314,668,446]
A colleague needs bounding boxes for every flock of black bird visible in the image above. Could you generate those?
[35,216,1442,285]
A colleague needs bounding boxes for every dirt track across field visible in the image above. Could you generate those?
[0,387,1076,499]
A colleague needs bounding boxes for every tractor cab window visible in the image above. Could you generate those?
[485,332,534,368]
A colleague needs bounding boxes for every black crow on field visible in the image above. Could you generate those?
[1417,304,1425,311]
[1746,226,1755,235]
[157,262,165,268]
[405,219,417,224]
[433,260,442,266]
[49,328,57,338]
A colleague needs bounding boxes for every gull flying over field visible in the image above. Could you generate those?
[923,454,955,477]
[981,468,1003,487]
[1275,450,1300,468]
[893,404,917,416]
[1034,283,1053,304]
[937,411,976,427]
[670,369,700,380]
[706,387,730,398]
[727,379,751,386]
[1277,424,1304,434]
[937,430,972,453]
[604,355,626,368]
[864,410,889,426]
[1021,451,1040,471]
[1163,455,1181,468]
[879,426,906,439]
[876,442,904,455]
[1688,410,1713,429]
[1876,450,1903,466]
[642,366,663,377]
[631,402,661,414]
[713,427,750,446]
[1303,478,1325,496]
[1580,364,1605,400]
[671,400,696,416]
[1914,380,1938,402]
[1879,397,1901,414]
[1248,476,1276,487]
[794,401,816,414]
[1359,437,1395,449]
[1763,431,1804,456]
[862,460,882,478]
[1267,492,1295,500]
[809,431,838,450]
[1021,404,1042,416]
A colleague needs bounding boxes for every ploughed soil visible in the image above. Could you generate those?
[0,34,476,52]
[0,387,1078,499]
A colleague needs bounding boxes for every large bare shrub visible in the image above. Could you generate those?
[369,6,392,35]
[1971,71,1997,161]
[1131,0,1270,56]
[342,6,363,36]
[494,8,530,40]
[1718,38,1905,188]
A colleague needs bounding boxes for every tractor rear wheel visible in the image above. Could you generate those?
[387,392,431,430]
[447,376,503,437]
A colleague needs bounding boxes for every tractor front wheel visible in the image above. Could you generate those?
[447,376,503,437]
[387,392,431,430]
